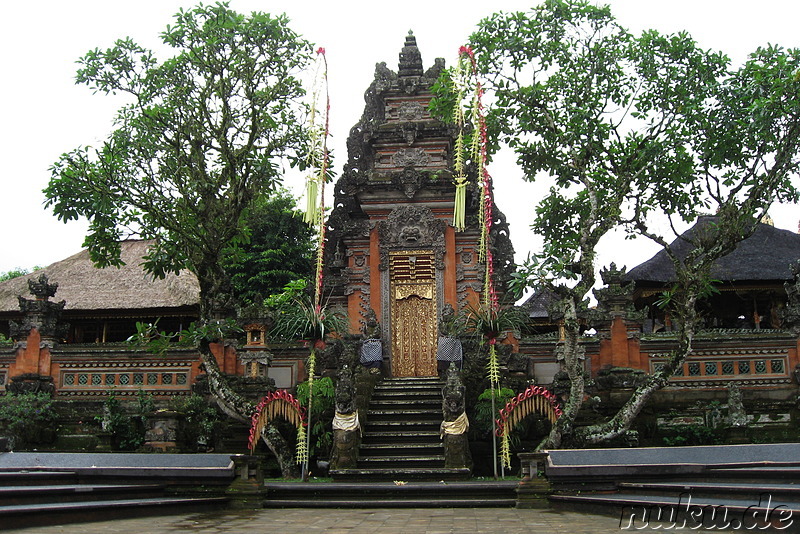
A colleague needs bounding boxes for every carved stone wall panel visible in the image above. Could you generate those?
[373,145,448,173]
[385,97,431,123]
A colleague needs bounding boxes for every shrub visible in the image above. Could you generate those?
[170,394,221,451]
[296,377,335,458]
[0,392,59,447]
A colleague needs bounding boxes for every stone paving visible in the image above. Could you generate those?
[4,507,654,533]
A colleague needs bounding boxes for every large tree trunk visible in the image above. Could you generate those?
[541,300,587,449]
[576,295,700,445]
[197,339,254,421]
[264,425,301,479]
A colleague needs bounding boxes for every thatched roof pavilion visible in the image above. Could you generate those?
[0,240,199,342]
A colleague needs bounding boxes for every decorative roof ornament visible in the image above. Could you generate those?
[28,274,58,300]
[398,31,423,77]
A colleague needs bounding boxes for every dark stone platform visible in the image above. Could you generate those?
[545,443,800,491]
[547,443,800,467]
[0,452,234,479]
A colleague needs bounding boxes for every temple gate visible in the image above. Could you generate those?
[324,33,514,377]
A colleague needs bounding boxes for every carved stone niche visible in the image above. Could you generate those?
[378,206,446,269]
[391,168,425,199]
[6,373,55,397]
[379,205,445,249]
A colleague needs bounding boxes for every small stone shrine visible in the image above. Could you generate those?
[324,33,514,378]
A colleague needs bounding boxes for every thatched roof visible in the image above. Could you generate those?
[521,288,560,319]
[626,216,800,284]
[0,240,200,313]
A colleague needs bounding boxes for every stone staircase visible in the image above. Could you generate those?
[330,377,471,482]
[0,470,228,530]
[545,444,800,530]
[0,453,234,529]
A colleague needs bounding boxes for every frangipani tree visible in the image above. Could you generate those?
[45,4,313,423]
[465,0,800,448]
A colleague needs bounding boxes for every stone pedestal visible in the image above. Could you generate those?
[516,451,551,509]
[226,454,265,509]
[443,433,472,470]
[330,428,360,469]
[143,411,183,452]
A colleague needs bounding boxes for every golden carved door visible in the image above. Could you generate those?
[390,251,437,377]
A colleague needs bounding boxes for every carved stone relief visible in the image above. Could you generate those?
[391,148,430,168]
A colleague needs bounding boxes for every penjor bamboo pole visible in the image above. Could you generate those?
[491,382,498,479]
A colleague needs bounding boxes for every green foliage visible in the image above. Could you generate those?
[223,191,315,306]
[96,390,153,451]
[170,394,221,450]
[459,0,800,449]
[467,0,729,288]
[127,318,243,355]
[0,267,41,282]
[661,424,723,447]
[472,387,515,435]
[296,377,335,457]
[0,392,58,447]
[267,280,346,343]
[464,303,525,342]
[43,2,314,321]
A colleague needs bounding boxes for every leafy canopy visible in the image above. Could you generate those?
[463,0,800,448]
[44,3,313,317]
[222,190,315,307]
[468,0,729,290]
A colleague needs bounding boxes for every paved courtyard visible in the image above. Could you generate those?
[5,507,646,533]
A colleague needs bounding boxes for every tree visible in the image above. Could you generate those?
[0,267,40,282]
[44,3,313,422]
[465,0,800,448]
[223,190,315,307]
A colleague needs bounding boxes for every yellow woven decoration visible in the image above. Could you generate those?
[295,425,308,465]
[500,429,512,469]
[487,343,500,387]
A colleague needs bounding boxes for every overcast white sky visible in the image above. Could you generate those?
[1,0,798,276]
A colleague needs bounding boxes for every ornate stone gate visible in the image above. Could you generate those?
[323,33,514,377]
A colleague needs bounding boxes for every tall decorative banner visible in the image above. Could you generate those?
[303,47,331,315]
[454,44,504,476]
[300,47,330,478]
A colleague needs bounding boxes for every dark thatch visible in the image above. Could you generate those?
[625,216,800,284]
[521,288,560,319]
[0,240,200,313]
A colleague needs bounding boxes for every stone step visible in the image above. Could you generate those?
[367,408,441,417]
[618,480,800,499]
[362,430,441,442]
[0,471,78,486]
[374,383,442,395]
[358,456,445,468]
[360,442,443,453]
[329,467,472,482]
[263,481,518,506]
[369,395,442,412]
[0,483,166,506]
[365,421,441,431]
[264,497,516,508]
[0,496,229,530]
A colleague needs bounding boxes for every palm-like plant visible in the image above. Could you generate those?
[267,280,345,346]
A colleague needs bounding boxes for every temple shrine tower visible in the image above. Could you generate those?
[324,33,514,377]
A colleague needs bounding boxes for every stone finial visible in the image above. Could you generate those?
[398,32,423,77]
[28,273,58,300]
[599,263,626,286]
